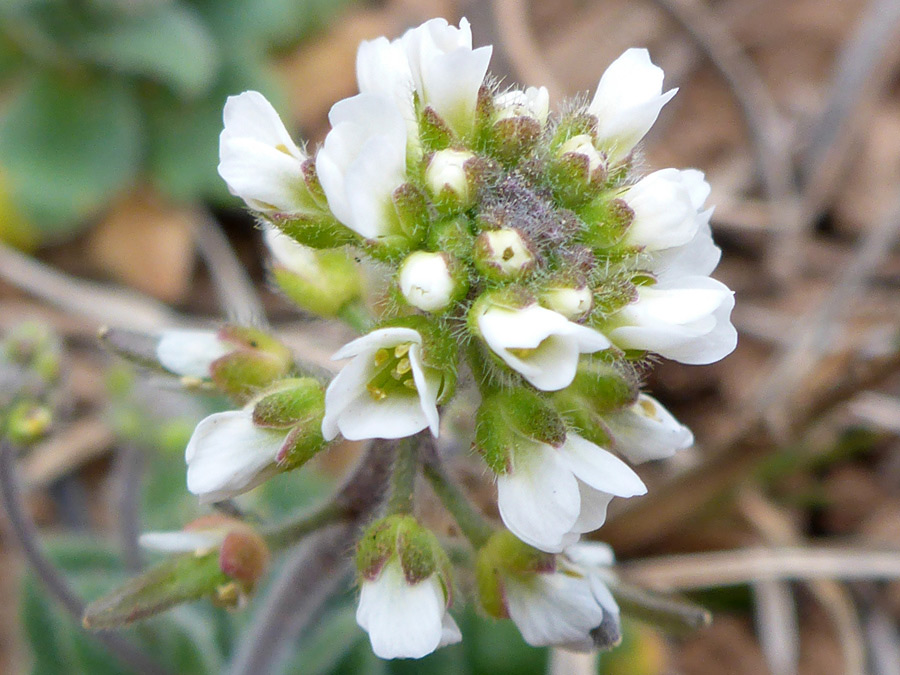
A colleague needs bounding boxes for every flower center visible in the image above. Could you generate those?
[366,343,418,400]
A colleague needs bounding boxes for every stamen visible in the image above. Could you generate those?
[402,377,418,390]
[394,343,411,358]
[367,384,388,400]
[374,348,390,366]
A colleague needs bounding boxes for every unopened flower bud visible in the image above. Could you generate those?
[219,525,270,585]
[425,149,476,212]
[558,134,605,178]
[578,196,634,250]
[473,229,536,280]
[265,226,362,317]
[398,251,467,312]
[6,402,52,444]
[493,86,550,125]
[540,284,593,319]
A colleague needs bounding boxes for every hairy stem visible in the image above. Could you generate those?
[420,438,494,549]
[387,437,418,516]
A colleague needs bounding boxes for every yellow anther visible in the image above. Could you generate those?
[402,377,418,391]
[366,384,388,400]
[374,348,390,366]
[394,343,411,358]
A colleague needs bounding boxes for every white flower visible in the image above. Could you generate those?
[608,275,737,365]
[425,149,474,205]
[156,330,233,379]
[316,94,409,240]
[218,91,312,215]
[322,327,442,441]
[476,303,610,391]
[605,394,694,464]
[622,168,710,252]
[185,408,284,502]
[356,18,491,139]
[589,48,677,163]
[503,542,621,651]
[496,433,646,553]
[474,229,535,279]
[539,285,593,319]
[399,252,455,312]
[558,134,605,176]
[494,86,550,124]
[357,559,461,659]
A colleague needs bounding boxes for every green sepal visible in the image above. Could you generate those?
[82,551,229,629]
[486,116,542,166]
[396,518,439,585]
[546,151,606,208]
[577,196,634,250]
[550,112,598,152]
[209,326,293,401]
[392,183,430,245]
[419,106,454,152]
[476,530,555,618]
[355,515,403,581]
[251,378,324,429]
[276,417,326,470]
[269,213,356,249]
[426,216,476,260]
[475,388,567,474]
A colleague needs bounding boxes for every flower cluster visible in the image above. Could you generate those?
[163,17,734,660]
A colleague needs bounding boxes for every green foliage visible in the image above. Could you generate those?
[0,0,354,242]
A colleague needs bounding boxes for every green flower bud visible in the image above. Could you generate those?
[209,326,293,402]
[356,515,450,586]
[578,196,634,250]
[426,216,476,259]
[398,251,468,313]
[547,134,608,207]
[425,149,477,214]
[266,227,362,317]
[552,361,638,445]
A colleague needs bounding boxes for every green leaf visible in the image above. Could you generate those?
[0,73,141,237]
[75,3,219,99]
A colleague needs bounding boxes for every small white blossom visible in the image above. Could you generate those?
[605,394,694,464]
[494,86,550,124]
[218,91,310,214]
[185,408,284,502]
[156,330,233,379]
[357,18,492,139]
[608,276,737,365]
[589,48,677,163]
[316,94,409,240]
[496,433,646,553]
[623,168,710,252]
[504,542,621,651]
[644,207,720,282]
[477,303,610,391]
[357,559,461,659]
[425,149,474,205]
[322,327,442,441]
[558,134,605,176]
[399,252,455,312]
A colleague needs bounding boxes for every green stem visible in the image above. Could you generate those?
[606,578,711,634]
[262,502,346,551]
[337,300,374,334]
[422,451,494,549]
[386,437,418,516]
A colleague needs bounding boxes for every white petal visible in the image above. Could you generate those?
[356,36,417,130]
[221,91,304,160]
[496,444,580,553]
[356,563,447,660]
[646,209,721,281]
[185,409,284,501]
[623,169,704,252]
[156,330,232,378]
[420,45,492,136]
[218,137,308,213]
[504,572,603,649]
[556,434,647,497]
[399,252,454,312]
[408,343,441,437]
[439,613,462,648]
[589,49,676,162]
[263,225,318,275]
[336,389,432,441]
[565,541,616,568]
[605,394,694,464]
[569,480,614,535]
[138,530,225,553]
[610,276,736,364]
[331,327,422,361]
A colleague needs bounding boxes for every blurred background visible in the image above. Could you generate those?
[2,0,900,673]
